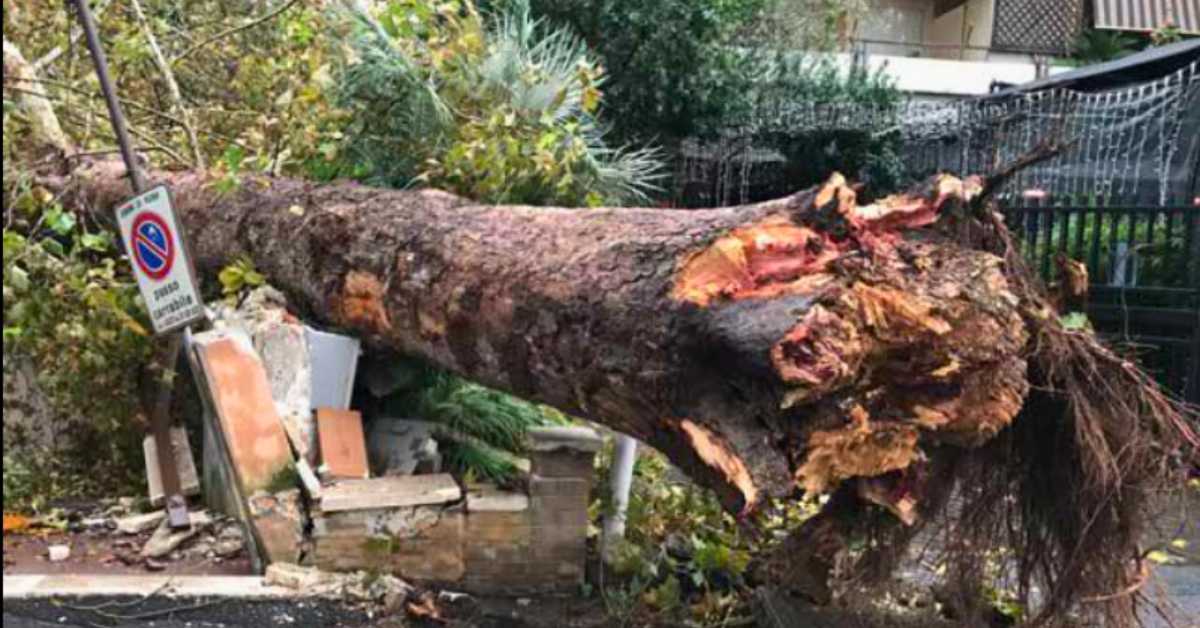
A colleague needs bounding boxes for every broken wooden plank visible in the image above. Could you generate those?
[319,474,461,513]
[316,407,369,480]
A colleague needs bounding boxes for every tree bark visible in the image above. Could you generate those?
[62,163,1029,524]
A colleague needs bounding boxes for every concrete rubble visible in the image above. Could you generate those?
[141,511,212,559]
[47,545,70,562]
[115,511,166,535]
[366,418,441,476]
[264,562,414,610]
[212,287,317,464]
[152,286,601,597]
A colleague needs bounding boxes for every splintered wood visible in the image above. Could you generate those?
[673,173,1027,511]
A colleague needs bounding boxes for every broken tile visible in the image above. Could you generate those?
[316,408,369,480]
[192,330,296,495]
[144,426,201,507]
[247,489,306,565]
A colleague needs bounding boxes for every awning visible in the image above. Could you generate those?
[1093,0,1200,35]
[988,38,1200,95]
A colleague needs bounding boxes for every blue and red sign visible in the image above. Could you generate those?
[116,186,203,334]
[130,212,175,281]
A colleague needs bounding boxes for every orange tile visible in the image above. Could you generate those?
[316,408,369,479]
[195,336,294,494]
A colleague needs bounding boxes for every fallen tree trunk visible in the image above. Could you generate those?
[54,160,1197,626]
[65,163,1024,512]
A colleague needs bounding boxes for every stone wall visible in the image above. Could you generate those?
[308,427,601,594]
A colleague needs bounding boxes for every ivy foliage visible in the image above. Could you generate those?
[3,180,154,506]
[334,0,663,206]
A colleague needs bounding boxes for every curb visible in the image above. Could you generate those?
[2,575,300,600]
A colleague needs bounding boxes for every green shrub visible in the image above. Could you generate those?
[3,183,154,506]
[334,0,663,206]
[589,444,821,625]
[524,0,772,147]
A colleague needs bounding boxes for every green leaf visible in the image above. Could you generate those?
[242,269,265,287]
[41,239,65,257]
[7,266,30,291]
[79,233,111,252]
[1147,549,1181,565]
[3,231,27,257]
[45,207,76,235]
[218,265,245,295]
[222,145,246,171]
[1059,312,1090,331]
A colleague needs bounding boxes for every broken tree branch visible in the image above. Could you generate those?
[170,0,303,67]
[2,38,72,153]
[33,0,113,71]
[129,0,205,169]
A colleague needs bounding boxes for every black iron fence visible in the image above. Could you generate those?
[1001,199,1200,403]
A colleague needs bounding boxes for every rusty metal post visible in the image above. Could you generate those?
[73,0,190,529]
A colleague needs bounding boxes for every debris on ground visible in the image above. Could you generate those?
[46,545,70,562]
[140,511,211,559]
[3,513,32,533]
[263,562,415,611]
[404,591,445,623]
[115,511,166,535]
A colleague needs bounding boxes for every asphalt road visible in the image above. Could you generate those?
[2,597,378,628]
[5,491,1197,627]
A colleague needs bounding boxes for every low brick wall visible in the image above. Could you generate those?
[308,427,602,594]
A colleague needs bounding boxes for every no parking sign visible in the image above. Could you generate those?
[116,185,204,334]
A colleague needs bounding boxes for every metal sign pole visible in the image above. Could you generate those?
[73,0,191,529]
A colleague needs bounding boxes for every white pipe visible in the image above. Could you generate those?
[603,434,638,558]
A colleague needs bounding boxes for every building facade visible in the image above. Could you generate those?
[842,0,1198,99]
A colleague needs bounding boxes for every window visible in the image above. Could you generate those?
[857,0,930,56]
